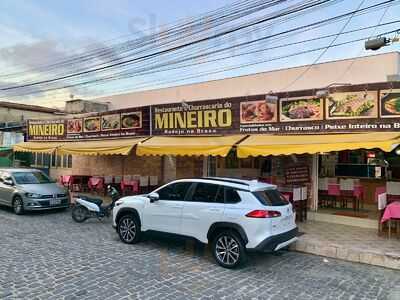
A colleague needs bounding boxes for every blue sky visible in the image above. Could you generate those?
[0,0,399,107]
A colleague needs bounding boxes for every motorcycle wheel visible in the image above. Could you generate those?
[72,205,89,223]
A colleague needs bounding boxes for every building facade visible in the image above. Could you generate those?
[16,52,400,229]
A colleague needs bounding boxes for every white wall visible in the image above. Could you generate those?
[94,52,400,109]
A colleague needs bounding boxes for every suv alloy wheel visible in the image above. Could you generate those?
[212,230,247,268]
[118,215,141,244]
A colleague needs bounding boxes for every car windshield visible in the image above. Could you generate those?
[253,189,289,206]
[13,171,52,184]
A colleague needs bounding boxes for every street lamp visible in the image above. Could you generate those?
[365,34,399,51]
[365,37,391,51]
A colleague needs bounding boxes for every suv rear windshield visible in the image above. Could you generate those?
[13,171,52,184]
[253,189,289,206]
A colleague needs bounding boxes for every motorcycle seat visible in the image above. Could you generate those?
[79,195,103,207]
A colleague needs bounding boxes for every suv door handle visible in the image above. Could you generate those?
[208,208,222,212]
[171,205,183,209]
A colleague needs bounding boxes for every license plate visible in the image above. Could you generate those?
[272,216,292,233]
[50,199,61,206]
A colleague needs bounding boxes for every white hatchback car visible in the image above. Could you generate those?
[112,177,298,268]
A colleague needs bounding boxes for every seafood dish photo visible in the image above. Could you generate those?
[101,114,121,130]
[327,92,377,119]
[381,91,400,116]
[84,117,101,132]
[280,98,322,121]
[240,100,276,123]
[67,119,82,133]
[121,112,142,129]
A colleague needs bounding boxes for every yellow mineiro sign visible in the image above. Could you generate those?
[155,109,232,129]
[28,123,65,136]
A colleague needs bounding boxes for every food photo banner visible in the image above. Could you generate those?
[27,86,400,141]
[151,89,400,136]
[28,106,150,141]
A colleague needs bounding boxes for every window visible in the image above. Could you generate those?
[51,154,72,169]
[215,186,225,203]
[51,155,56,167]
[43,154,50,166]
[253,189,288,206]
[67,155,72,168]
[36,153,43,166]
[207,156,217,177]
[157,182,192,201]
[32,153,51,167]
[12,171,52,184]
[224,187,241,204]
[56,155,62,168]
[190,183,220,203]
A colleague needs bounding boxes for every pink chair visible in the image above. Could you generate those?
[121,179,139,195]
[88,177,104,194]
[60,175,71,186]
[327,184,340,208]
[353,185,364,210]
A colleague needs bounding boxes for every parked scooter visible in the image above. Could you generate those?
[72,185,120,223]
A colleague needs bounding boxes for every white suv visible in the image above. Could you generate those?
[112,177,298,268]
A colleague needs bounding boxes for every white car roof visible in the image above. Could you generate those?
[171,177,276,192]
[0,168,41,173]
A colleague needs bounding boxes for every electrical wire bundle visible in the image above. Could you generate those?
[0,0,399,103]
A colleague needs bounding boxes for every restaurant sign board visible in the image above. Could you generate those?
[27,84,400,141]
[152,100,234,135]
[28,106,150,141]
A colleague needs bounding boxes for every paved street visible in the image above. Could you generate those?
[1,208,400,300]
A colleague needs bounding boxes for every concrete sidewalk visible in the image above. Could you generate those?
[291,220,400,270]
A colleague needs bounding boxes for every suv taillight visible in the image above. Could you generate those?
[245,210,281,218]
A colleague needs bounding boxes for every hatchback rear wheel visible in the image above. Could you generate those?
[212,230,247,268]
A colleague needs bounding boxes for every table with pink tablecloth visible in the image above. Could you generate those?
[88,177,104,190]
[60,175,72,186]
[121,180,139,194]
[381,201,400,223]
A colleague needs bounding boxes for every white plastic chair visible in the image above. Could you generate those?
[293,188,302,202]
[104,176,113,185]
[149,176,158,187]
[301,186,308,200]
[114,176,122,184]
[140,176,149,193]
[123,175,132,181]
[340,178,354,191]
[378,193,387,211]
[318,178,328,191]
[386,181,400,196]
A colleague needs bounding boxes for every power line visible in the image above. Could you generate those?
[0,0,342,91]
[4,27,398,99]
[281,0,367,91]
[4,0,395,97]
[335,0,394,82]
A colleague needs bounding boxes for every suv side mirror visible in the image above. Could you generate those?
[148,192,159,203]
[3,178,14,186]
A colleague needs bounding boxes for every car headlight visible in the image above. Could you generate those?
[26,193,42,198]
